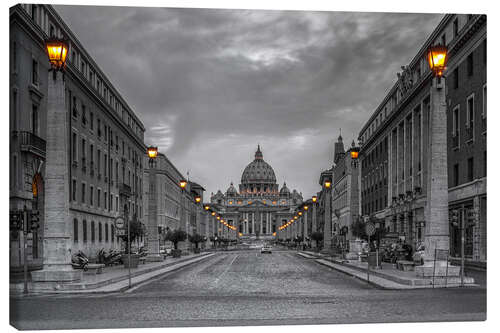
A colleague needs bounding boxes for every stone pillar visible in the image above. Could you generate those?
[303,211,309,239]
[146,162,162,261]
[416,77,454,277]
[312,203,317,233]
[323,189,332,250]
[31,70,82,283]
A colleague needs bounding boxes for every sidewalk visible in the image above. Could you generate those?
[10,252,214,296]
[297,251,478,289]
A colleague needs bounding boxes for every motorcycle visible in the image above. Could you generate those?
[71,251,89,271]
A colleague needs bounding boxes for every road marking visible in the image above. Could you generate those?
[214,254,238,285]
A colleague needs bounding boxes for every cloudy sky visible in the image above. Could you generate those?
[55,4,442,199]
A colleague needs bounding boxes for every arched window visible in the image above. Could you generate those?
[105,223,109,242]
[73,218,78,243]
[83,220,87,243]
[91,221,95,242]
[98,222,102,242]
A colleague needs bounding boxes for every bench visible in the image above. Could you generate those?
[396,260,415,271]
[83,263,105,275]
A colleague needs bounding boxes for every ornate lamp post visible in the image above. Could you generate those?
[145,146,162,262]
[312,195,318,234]
[322,174,333,253]
[415,44,454,277]
[31,39,82,284]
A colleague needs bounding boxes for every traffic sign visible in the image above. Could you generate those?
[115,217,125,229]
[116,229,126,237]
[365,222,376,236]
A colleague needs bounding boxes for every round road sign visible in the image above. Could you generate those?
[115,216,125,229]
[365,222,376,236]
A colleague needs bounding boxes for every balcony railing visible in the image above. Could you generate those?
[119,183,132,197]
[18,131,46,159]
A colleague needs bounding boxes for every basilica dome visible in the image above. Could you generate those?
[241,145,277,184]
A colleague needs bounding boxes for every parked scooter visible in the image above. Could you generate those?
[71,251,89,271]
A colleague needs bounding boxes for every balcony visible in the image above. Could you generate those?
[18,131,46,159]
[119,183,132,197]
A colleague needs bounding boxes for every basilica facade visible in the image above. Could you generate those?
[210,146,303,239]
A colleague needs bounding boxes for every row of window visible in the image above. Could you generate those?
[451,86,487,143]
[360,15,478,146]
[70,91,144,169]
[73,218,116,243]
[70,179,143,217]
[23,4,144,140]
[451,39,486,90]
[362,196,388,216]
[362,137,388,170]
[451,153,486,187]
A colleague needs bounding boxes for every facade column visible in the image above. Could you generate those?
[388,131,393,204]
[323,188,332,251]
[411,109,416,190]
[31,70,81,283]
[312,203,317,233]
[303,210,309,240]
[416,77,451,277]
[252,212,255,235]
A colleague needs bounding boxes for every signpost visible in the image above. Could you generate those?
[115,216,131,288]
[365,222,376,284]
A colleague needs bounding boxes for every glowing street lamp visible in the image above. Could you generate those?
[211,211,216,216]
[179,179,187,189]
[204,205,210,211]
[298,211,303,216]
[427,44,448,77]
[312,196,317,203]
[45,38,68,72]
[195,196,201,203]
[147,146,158,159]
[304,205,309,211]
[324,180,332,189]
[351,150,359,159]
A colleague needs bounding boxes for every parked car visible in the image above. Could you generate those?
[261,246,272,254]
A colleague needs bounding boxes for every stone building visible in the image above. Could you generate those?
[331,135,360,247]
[143,152,209,251]
[10,4,146,272]
[210,145,303,240]
[358,14,486,263]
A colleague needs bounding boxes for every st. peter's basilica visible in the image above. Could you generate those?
[210,145,303,239]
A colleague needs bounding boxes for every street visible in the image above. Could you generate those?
[10,249,486,330]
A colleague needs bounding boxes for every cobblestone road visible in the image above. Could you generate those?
[10,250,486,330]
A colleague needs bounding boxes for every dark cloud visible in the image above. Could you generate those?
[54,5,442,198]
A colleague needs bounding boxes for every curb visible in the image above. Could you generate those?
[298,252,479,290]
[10,253,215,296]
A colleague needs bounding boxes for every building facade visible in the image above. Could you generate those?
[143,152,209,251]
[331,136,360,246]
[10,4,147,271]
[211,146,303,240]
[358,14,486,263]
